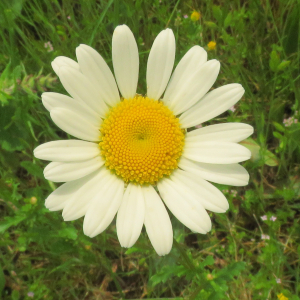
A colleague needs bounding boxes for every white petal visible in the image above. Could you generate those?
[116,184,145,248]
[34,140,100,162]
[163,45,207,104]
[44,156,104,182]
[51,56,80,76]
[157,177,211,233]
[186,123,254,143]
[183,141,251,164]
[83,169,124,237]
[50,108,100,142]
[76,44,120,106]
[171,169,229,213]
[142,185,173,256]
[42,92,73,112]
[146,29,175,100]
[168,60,220,115]
[58,66,109,117]
[62,168,107,221]
[180,84,245,128]
[112,25,139,99]
[42,92,101,125]
[179,157,249,186]
[45,177,85,211]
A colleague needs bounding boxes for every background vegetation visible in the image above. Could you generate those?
[0,0,299,299]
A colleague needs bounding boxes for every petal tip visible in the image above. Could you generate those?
[114,24,130,35]
[51,60,60,75]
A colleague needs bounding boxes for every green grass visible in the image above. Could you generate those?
[0,0,300,299]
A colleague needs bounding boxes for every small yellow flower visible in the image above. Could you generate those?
[191,11,201,21]
[278,293,288,300]
[208,41,217,51]
[30,196,37,205]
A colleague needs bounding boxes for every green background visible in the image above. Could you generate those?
[0,0,299,299]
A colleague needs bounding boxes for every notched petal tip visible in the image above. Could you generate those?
[164,27,174,35]
[232,83,245,96]
[75,43,89,54]
[113,24,131,35]
[208,58,221,70]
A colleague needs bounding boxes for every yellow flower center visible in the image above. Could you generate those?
[99,96,185,185]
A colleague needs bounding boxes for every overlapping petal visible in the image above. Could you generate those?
[51,56,80,76]
[44,156,104,182]
[112,25,139,99]
[76,44,120,106]
[167,60,220,115]
[147,29,175,100]
[117,184,145,248]
[157,177,211,233]
[180,83,245,128]
[183,141,251,164]
[186,123,254,143]
[62,168,108,221]
[83,169,124,238]
[58,66,109,117]
[42,92,100,122]
[143,185,173,256]
[164,45,207,104]
[34,140,100,162]
[171,170,229,213]
[50,108,100,142]
[45,179,82,211]
[179,157,249,186]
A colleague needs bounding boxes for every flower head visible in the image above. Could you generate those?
[191,11,201,21]
[261,234,270,240]
[270,215,277,221]
[229,105,236,112]
[44,41,53,52]
[283,116,298,127]
[278,293,288,300]
[261,215,267,221]
[208,41,217,51]
[231,190,238,197]
[34,25,253,256]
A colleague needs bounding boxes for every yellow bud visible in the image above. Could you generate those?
[30,197,37,205]
[207,41,217,51]
[190,11,201,21]
[277,293,288,300]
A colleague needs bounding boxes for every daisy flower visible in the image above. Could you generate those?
[34,25,253,256]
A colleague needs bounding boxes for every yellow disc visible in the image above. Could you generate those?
[99,96,185,185]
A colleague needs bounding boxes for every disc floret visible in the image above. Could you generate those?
[100,96,185,185]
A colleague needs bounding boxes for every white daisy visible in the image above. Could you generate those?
[34,25,253,256]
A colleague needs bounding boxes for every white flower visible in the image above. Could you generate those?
[34,25,253,256]
[261,234,270,240]
[261,215,268,221]
[276,278,281,284]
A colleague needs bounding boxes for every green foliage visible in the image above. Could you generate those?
[0,0,299,299]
